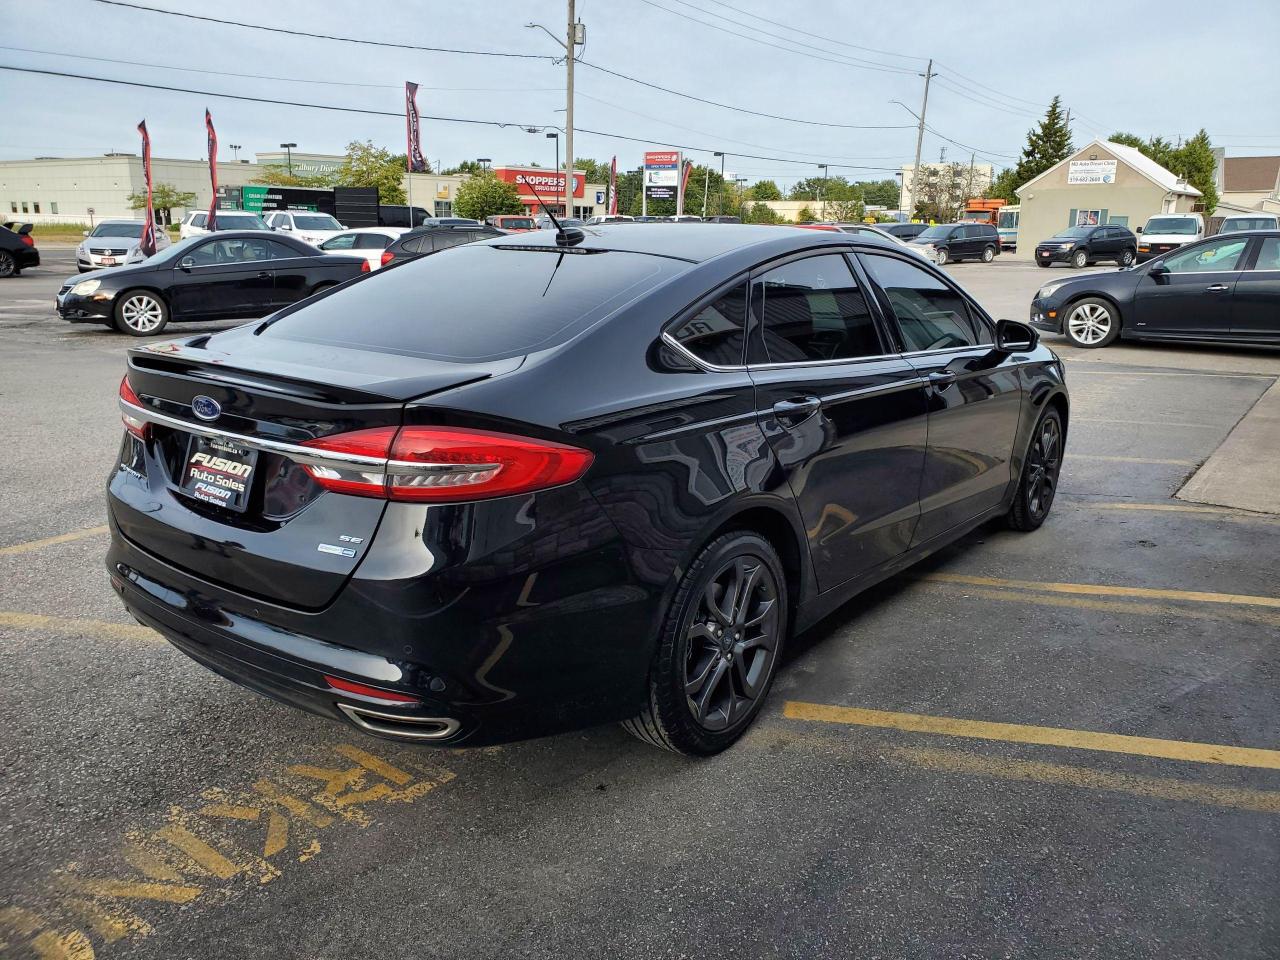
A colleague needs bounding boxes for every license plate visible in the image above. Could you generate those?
[180,436,258,513]
[101,257,117,265]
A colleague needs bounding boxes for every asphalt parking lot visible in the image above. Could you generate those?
[3,248,1279,959]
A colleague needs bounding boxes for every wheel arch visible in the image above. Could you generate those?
[1060,289,1125,333]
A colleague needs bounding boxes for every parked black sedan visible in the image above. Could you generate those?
[1030,231,1280,348]
[1034,224,1138,268]
[379,223,504,268]
[108,224,1068,756]
[57,231,368,335]
[1,221,40,277]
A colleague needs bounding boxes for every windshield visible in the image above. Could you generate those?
[293,215,343,231]
[90,222,144,238]
[215,214,269,230]
[1051,227,1094,239]
[998,210,1018,228]
[501,218,535,229]
[1144,217,1198,235]
[1222,218,1275,231]
[914,225,953,241]
[260,245,683,362]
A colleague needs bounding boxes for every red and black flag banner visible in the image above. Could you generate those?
[137,119,156,256]
[405,82,427,173]
[609,156,618,215]
[205,109,218,230]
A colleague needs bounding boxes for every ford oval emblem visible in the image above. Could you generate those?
[191,395,222,421]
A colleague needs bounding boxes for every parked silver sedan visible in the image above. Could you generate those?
[76,219,172,273]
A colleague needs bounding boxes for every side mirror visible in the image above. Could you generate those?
[995,319,1038,352]
[1136,226,1143,234]
[82,230,90,237]
[179,256,195,270]
[1148,261,1168,277]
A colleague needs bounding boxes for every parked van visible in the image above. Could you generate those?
[1136,213,1203,262]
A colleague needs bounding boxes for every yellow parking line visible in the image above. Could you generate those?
[1089,501,1261,517]
[919,572,1280,609]
[0,611,156,643]
[1074,418,1219,430]
[891,747,1280,815]
[0,525,109,557]
[783,701,1280,770]
[1066,454,1196,466]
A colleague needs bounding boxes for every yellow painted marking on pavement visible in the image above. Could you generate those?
[784,701,1280,770]
[73,879,201,905]
[152,824,241,881]
[891,746,1280,815]
[263,811,289,859]
[1087,501,1279,522]
[1066,453,1196,466]
[334,744,415,786]
[1074,417,1219,430]
[0,611,156,643]
[919,572,1280,609]
[928,584,1280,630]
[0,525,108,557]
[197,803,261,821]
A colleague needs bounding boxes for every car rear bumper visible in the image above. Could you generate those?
[16,248,40,269]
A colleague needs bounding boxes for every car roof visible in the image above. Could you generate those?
[477,222,902,264]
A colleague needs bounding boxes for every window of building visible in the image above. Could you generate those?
[21,202,29,214]
[752,255,882,363]
[32,202,41,214]
[1074,209,1102,227]
[667,281,748,367]
[860,253,978,352]
[434,201,453,217]
[8,202,15,214]
[1107,215,1128,227]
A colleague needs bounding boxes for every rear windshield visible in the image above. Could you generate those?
[1222,218,1276,231]
[260,245,683,362]
[1144,217,1198,235]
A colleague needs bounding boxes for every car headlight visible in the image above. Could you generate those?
[1058,242,1074,249]
[1036,282,1066,300]
[71,279,101,296]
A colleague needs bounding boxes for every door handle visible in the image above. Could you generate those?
[1204,283,1229,293]
[772,396,821,423]
[927,370,958,390]
[256,271,272,279]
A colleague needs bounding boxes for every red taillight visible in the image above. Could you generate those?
[360,258,371,273]
[119,376,149,439]
[298,426,593,503]
[20,234,34,247]
[380,250,394,267]
[324,675,420,704]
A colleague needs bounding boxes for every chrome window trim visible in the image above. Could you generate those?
[119,397,493,478]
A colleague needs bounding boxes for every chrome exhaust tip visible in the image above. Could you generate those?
[336,703,462,741]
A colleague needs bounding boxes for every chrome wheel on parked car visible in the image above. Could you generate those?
[1072,249,1088,268]
[1064,298,1118,348]
[115,291,168,336]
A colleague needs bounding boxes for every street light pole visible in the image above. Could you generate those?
[701,164,710,218]
[280,142,297,176]
[714,151,725,216]
[818,163,828,221]
[229,144,242,162]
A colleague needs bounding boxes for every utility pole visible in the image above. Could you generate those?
[564,0,576,219]
[715,152,725,216]
[701,165,710,217]
[908,58,935,219]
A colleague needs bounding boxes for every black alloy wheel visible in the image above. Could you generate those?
[1008,408,1063,531]
[0,251,16,278]
[623,532,786,755]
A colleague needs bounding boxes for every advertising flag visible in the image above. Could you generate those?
[405,82,427,173]
[205,108,218,231]
[609,156,618,215]
[137,120,156,257]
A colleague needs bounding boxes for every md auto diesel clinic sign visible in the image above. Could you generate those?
[496,168,585,198]
[1067,159,1118,184]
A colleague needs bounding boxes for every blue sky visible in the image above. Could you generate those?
[3,0,1278,188]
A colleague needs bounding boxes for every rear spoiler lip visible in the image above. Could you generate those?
[2,221,34,235]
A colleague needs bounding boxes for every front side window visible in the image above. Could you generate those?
[188,237,275,265]
[1163,238,1248,274]
[668,281,748,367]
[861,253,977,352]
[752,254,882,363]
[192,213,207,228]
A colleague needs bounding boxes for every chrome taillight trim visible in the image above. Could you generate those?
[117,397,499,478]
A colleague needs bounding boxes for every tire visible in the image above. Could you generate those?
[0,251,15,279]
[623,531,787,756]
[1008,407,1064,532]
[934,247,949,266]
[311,282,336,297]
[1071,249,1088,269]
[113,289,170,336]
[1063,296,1119,348]
[981,245,995,263]
[1037,261,1051,268]
[1119,247,1135,267]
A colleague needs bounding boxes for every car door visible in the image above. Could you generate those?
[745,251,929,591]
[1131,235,1250,337]
[1231,235,1280,341]
[858,250,1024,545]
[264,238,323,308]
[168,237,275,320]
[961,224,984,258]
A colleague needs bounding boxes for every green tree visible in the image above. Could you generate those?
[827,198,865,222]
[854,179,899,207]
[1014,95,1074,187]
[126,182,197,225]
[574,158,614,184]
[748,179,782,201]
[1106,129,1218,213]
[1107,131,1147,151]
[333,140,407,204]
[795,204,818,223]
[453,172,524,221]
[986,167,1020,203]
[789,176,859,202]
[742,202,783,224]
[252,165,334,189]
[440,160,485,176]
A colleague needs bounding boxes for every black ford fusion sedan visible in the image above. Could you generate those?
[109,224,1068,755]
[58,231,368,336]
[1030,230,1280,349]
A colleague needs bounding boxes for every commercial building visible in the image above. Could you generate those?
[1012,139,1201,260]
[1,153,607,225]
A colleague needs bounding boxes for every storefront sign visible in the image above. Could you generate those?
[495,168,585,198]
[1067,159,1118,185]
[644,150,681,202]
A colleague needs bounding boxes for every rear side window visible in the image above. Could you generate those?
[355,234,393,249]
[860,253,978,352]
[1254,237,1280,270]
[263,246,682,362]
[751,254,882,363]
[192,213,207,228]
[668,282,748,367]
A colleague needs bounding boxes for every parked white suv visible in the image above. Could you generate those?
[265,210,347,246]
[1136,213,1203,262]
[178,210,271,239]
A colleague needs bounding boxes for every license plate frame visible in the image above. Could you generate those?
[101,257,117,266]
[180,435,259,513]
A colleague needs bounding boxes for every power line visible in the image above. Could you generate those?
[695,0,928,63]
[633,0,916,75]
[0,64,901,172]
[90,0,557,59]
